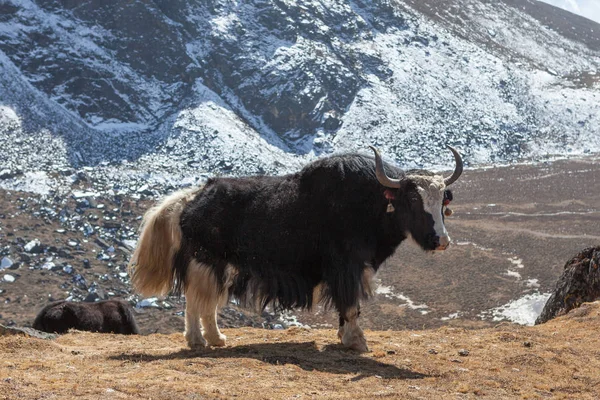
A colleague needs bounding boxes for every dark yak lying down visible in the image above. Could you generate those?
[32,299,140,335]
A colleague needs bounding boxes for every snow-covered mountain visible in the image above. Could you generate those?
[0,0,599,194]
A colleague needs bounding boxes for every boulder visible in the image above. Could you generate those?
[536,246,600,324]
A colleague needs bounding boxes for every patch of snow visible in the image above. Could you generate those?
[441,311,462,321]
[376,284,429,313]
[526,279,541,288]
[455,241,493,252]
[508,257,525,269]
[505,270,522,279]
[277,310,309,328]
[484,292,551,325]
[0,171,56,195]
[72,191,99,199]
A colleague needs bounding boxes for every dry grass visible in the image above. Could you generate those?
[3,303,600,399]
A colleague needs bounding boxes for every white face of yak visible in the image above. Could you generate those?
[413,175,450,251]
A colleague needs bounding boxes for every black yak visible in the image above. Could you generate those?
[32,299,140,335]
[129,146,462,351]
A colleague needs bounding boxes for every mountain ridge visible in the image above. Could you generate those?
[0,0,599,195]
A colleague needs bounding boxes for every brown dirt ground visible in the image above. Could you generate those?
[2,301,600,399]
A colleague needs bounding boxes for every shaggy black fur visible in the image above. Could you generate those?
[32,300,140,335]
[174,153,444,319]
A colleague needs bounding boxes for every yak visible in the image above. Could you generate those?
[129,146,462,351]
[32,299,140,335]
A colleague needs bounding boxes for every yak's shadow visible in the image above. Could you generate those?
[110,341,428,380]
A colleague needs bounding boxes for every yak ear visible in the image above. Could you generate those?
[444,189,453,202]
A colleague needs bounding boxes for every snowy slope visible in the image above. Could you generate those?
[0,0,599,194]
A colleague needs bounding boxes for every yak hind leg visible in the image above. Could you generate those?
[184,291,206,349]
[184,260,229,348]
[337,305,368,352]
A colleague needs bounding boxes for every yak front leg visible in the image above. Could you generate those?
[337,304,368,352]
[201,304,226,347]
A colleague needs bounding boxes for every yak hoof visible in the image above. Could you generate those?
[204,332,227,347]
[338,327,369,352]
[343,334,369,352]
[184,331,207,349]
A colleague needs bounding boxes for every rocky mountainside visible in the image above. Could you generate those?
[0,0,599,195]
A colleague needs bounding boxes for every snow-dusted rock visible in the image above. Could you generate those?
[24,239,43,254]
[136,297,160,308]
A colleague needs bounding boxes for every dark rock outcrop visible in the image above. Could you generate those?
[535,246,600,325]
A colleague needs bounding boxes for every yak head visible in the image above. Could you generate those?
[370,146,463,252]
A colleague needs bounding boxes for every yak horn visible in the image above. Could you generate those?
[444,145,463,186]
[369,146,402,189]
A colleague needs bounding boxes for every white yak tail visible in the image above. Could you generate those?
[128,187,198,297]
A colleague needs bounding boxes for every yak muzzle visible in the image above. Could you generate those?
[435,235,451,251]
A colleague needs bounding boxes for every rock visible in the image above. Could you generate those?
[84,291,106,302]
[19,253,30,262]
[94,238,110,249]
[7,261,20,270]
[41,262,56,271]
[3,274,16,282]
[0,169,22,180]
[120,239,137,250]
[0,257,13,270]
[57,248,72,258]
[72,274,87,288]
[82,259,91,269]
[536,246,600,324]
[103,221,122,229]
[0,324,57,340]
[136,297,160,308]
[458,349,470,357]
[24,239,43,253]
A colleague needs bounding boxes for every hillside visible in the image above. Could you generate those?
[2,155,599,333]
[2,301,600,399]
